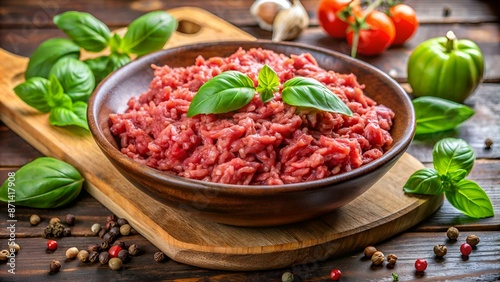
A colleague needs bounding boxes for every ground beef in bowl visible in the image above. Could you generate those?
[109,47,394,185]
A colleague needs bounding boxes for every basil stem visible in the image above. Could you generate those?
[24,38,80,79]
[413,96,475,135]
[187,71,256,117]
[53,11,111,52]
[49,57,95,102]
[0,157,84,208]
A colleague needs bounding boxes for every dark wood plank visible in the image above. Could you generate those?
[0,122,43,167]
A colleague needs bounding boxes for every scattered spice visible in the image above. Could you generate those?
[371,251,385,266]
[49,217,61,225]
[89,251,99,263]
[330,268,342,281]
[484,138,493,149]
[0,250,9,261]
[117,249,130,263]
[364,246,378,258]
[120,224,131,236]
[112,240,126,249]
[43,220,66,238]
[281,271,294,282]
[460,243,472,256]
[99,252,110,265]
[91,223,101,235]
[466,235,480,246]
[128,244,140,256]
[66,247,79,259]
[49,260,61,273]
[10,243,20,253]
[387,254,398,267]
[78,250,90,262]
[107,214,118,222]
[108,245,123,258]
[65,214,75,226]
[447,226,459,240]
[30,214,41,226]
[117,218,128,226]
[87,244,100,254]
[414,258,427,272]
[100,240,110,251]
[106,220,118,230]
[108,257,123,271]
[433,244,447,257]
[63,227,72,237]
[47,240,58,251]
[154,251,167,262]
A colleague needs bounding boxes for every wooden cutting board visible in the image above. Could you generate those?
[0,7,443,271]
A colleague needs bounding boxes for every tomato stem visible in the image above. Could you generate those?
[349,0,384,58]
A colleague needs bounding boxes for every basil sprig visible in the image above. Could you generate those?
[403,138,494,218]
[0,157,84,208]
[24,38,80,79]
[413,96,475,135]
[187,64,353,117]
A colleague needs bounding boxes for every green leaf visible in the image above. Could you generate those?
[403,168,443,195]
[447,169,468,186]
[256,64,279,103]
[84,53,131,84]
[187,71,256,117]
[413,96,475,135]
[445,179,494,218]
[282,77,353,116]
[121,11,177,56]
[25,38,80,79]
[49,57,95,102]
[49,102,89,130]
[13,77,51,113]
[46,75,72,109]
[109,34,123,53]
[0,157,83,208]
[433,138,475,176]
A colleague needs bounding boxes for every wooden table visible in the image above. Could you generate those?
[0,0,499,281]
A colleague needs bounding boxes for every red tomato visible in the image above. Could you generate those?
[389,4,419,45]
[346,10,395,56]
[317,0,359,38]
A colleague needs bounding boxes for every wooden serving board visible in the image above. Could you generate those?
[0,7,443,271]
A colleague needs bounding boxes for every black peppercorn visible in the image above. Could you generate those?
[112,240,126,249]
[106,221,118,230]
[63,228,72,237]
[100,240,110,251]
[103,232,117,244]
[99,252,110,265]
[89,251,99,263]
[128,244,140,256]
[107,214,118,222]
[98,228,107,238]
[49,260,61,273]
[154,251,167,262]
[65,214,75,226]
[117,218,128,226]
[109,226,121,237]
[87,244,100,254]
[117,249,130,263]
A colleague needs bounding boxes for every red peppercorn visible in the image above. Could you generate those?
[460,243,472,256]
[330,268,342,281]
[108,245,123,258]
[47,240,58,251]
[414,258,427,272]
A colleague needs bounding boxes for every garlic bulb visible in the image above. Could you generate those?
[272,0,309,42]
[250,0,291,31]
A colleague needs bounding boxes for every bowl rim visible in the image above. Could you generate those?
[88,39,415,195]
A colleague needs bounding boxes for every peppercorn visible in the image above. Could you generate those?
[460,243,472,256]
[87,243,100,254]
[63,228,72,237]
[91,223,101,235]
[100,240,110,251]
[106,221,118,230]
[10,243,20,253]
[446,226,459,240]
[117,218,128,226]
[466,234,480,247]
[112,240,126,249]
[47,240,58,251]
[108,245,123,258]
[120,224,131,236]
[387,254,398,265]
[433,244,447,257]
[107,214,118,222]
[103,232,117,244]
[66,247,79,259]
[65,214,75,226]
[30,214,41,226]
[78,250,90,262]
[99,252,110,265]
[0,250,9,261]
[371,251,385,266]
[108,257,122,271]
[49,260,61,273]
[98,229,107,238]
[109,226,121,237]
[117,249,130,263]
[49,217,61,225]
[281,271,294,282]
[364,246,377,258]
[43,221,66,238]
[89,251,99,263]
[484,138,493,150]
[154,251,166,262]
[128,244,140,256]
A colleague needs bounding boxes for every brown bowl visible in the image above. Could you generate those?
[88,40,415,227]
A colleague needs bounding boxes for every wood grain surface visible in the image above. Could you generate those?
[0,7,443,271]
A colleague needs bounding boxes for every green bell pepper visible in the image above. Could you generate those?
[407,30,484,103]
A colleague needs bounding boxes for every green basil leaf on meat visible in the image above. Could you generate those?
[25,38,80,79]
[413,96,475,135]
[53,11,111,52]
[49,57,95,102]
[256,64,280,103]
[432,138,475,176]
[187,71,256,117]
[13,77,51,113]
[0,157,84,208]
[282,77,353,116]
[403,168,443,195]
[121,11,178,56]
[445,179,494,218]
[49,101,89,130]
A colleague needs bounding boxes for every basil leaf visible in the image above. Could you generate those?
[109,34,123,54]
[282,77,353,116]
[46,75,72,109]
[0,157,83,208]
[121,11,177,56]
[85,53,130,83]
[413,96,475,135]
[256,64,279,103]
[445,179,494,218]
[446,169,468,186]
[49,102,89,130]
[25,38,80,79]
[49,57,95,102]
[53,11,110,52]
[433,138,475,176]
[187,71,256,117]
[13,77,51,113]
[403,168,443,195]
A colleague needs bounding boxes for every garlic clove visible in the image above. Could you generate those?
[272,0,309,42]
[250,0,292,31]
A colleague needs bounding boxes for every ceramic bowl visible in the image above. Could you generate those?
[88,40,415,227]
